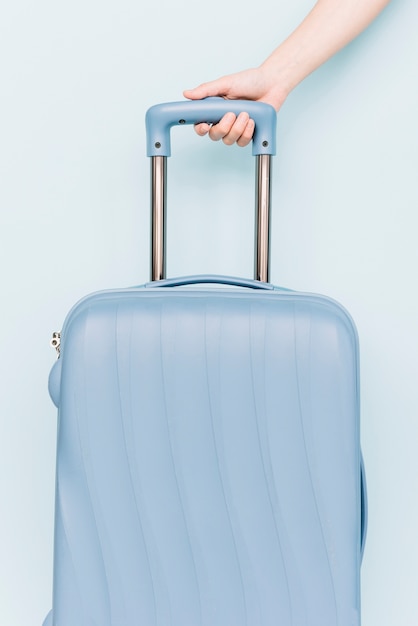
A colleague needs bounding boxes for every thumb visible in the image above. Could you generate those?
[183,76,231,100]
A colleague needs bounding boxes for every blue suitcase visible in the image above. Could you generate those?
[43,99,367,626]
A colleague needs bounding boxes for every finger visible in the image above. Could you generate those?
[221,112,251,146]
[194,123,211,136]
[236,118,255,148]
[208,112,236,141]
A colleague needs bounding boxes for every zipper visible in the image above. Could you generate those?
[50,331,61,358]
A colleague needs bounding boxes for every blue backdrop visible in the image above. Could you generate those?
[0,1,416,624]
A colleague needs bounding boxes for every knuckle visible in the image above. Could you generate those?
[209,130,223,142]
[237,137,250,148]
[216,122,230,135]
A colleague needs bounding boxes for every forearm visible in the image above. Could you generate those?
[184,0,391,145]
[262,0,391,105]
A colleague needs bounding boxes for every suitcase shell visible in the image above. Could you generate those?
[44,100,365,626]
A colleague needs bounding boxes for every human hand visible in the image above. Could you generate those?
[183,67,285,147]
[184,0,392,146]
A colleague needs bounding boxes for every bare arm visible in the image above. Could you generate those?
[183,0,391,146]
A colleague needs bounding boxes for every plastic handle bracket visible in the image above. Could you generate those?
[146,97,277,157]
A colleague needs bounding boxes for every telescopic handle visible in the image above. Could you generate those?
[146,98,277,282]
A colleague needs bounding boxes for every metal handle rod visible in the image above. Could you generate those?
[255,155,272,283]
[151,156,167,281]
[150,154,272,283]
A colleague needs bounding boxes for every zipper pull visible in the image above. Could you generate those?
[50,331,61,358]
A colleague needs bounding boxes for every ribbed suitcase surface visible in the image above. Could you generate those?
[47,284,361,626]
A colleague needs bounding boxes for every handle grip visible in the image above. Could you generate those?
[146,97,277,157]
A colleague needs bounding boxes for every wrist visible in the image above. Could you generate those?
[258,54,298,111]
